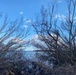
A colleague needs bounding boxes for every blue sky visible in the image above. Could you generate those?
[0,0,67,20]
[0,0,68,50]
[0,0,52,39]
[0,0,51,20]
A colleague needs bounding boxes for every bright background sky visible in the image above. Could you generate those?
[0,0,51,19]
[0,0,51,38]
[0,0,67,21]
[0,0,67,51]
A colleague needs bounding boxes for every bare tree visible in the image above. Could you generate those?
[0,14,29,68]
[60,0,76,65]
[32,0,76,65]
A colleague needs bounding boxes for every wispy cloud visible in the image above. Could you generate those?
[13,38,25,44]
[55,14,66,21]
[20,11,23,15]
[55,14,61,18]
[33,34,39,39]
[24,25,28,28]
[61,15,66,20]
[26,19,32,23]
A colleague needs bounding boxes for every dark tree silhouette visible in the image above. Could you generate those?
[0,14,29,70]
[32,0,76,66]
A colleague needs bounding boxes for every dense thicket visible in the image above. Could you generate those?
[32,0,76,66]
[0,0,76,75]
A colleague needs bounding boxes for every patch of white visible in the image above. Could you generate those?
[55,14,61,18]
[61,15,66,21]
[34,34,62,45]
[24,25,28,28]
[20,12,23,15]
[12,38,25,44]
[31,34,47,48]
[55,14,66,21]
[4,37,15,44]
[25,45,39,51]
[34,34,39,39]
[26,19,32,23]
